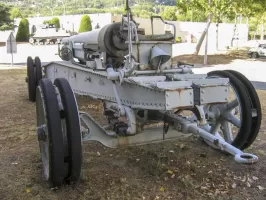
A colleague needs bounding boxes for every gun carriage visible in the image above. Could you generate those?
[26,1,262,188]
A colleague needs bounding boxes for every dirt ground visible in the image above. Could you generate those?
[0,62,266,200]
[173,49,266,66]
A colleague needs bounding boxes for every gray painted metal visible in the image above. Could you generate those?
[37,8,259,166]
[159,112,258,164]
[62,29,101,45]
[43,61,229,110]
[79,112,191,148]
[132,42,172,70]
[79,108,258,164]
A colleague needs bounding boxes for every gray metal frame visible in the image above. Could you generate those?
[39,4,259,164]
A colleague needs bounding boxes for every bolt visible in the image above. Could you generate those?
[225,98,228,101]
[190,101,193,104]
[225,88,228,92]
[201,90,204,94]
[190,92,193,95]
[37,125,47,141]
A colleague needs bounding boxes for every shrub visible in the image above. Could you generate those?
[51,17,60,28]
[78,15,92,33]
[43,20,50,24]
[16,18,29,42]
[175,36,181,43]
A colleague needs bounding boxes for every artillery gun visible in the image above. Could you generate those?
[29,24,71,45]
[26,1,261,188]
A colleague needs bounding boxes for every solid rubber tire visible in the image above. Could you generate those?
[36,78,65,187]
[54,78,82,183]
[207,70,252,150]
[225,70,262,149]
[34,56,42,85]
[27,56,36,102]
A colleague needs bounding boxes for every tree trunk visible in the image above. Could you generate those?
[261,19,264,40]
[231,15,237,47]
[216,23,219,51]
[193,14,212,55]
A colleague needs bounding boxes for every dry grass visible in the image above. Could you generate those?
[0,65,266,199]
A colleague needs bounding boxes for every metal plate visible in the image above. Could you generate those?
[200,85,229,104]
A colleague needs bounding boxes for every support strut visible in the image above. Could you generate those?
[161,111,258,164]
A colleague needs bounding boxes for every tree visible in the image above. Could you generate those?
[176,0,207,22]
[78,15,92,33]
[10,7,23,20]
[16,18,29,42]
[0,2,13,31]
[51,17,60,28]
[251,0,266,40]
[160,6,177,21]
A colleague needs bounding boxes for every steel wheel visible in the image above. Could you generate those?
[27,56,36,102]
[34,56,43,85]
[206,70,252,150]
[54,78,82,183]
[36,78,65,187]
[225,70,262,149]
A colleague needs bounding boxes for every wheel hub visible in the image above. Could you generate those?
[37,125,47,141]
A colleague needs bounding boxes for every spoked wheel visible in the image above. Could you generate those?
[36,78,65,187]
[225,70,262,149]
[27,56,36,102]
[35,56,43,85]
[206,70,253,150]
[54,78,82,183]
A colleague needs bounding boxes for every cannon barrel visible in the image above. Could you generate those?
[62,22,128,58]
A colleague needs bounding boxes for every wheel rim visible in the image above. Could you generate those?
[35,56,42,84]
[36,86,50,180]
[206,71,252,149]
[35,78,65,187]
[54,78,82,183]
[27,56,36,101]
[204,81,242,143]
[225,69,262,149]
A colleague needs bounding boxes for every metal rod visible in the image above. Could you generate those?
[134,68,192,75]
[158,111,258,164]
[112,81,125,116]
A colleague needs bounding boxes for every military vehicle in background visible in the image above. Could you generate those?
[29,24,71,45]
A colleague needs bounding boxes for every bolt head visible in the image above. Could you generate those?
[37,126,47,141]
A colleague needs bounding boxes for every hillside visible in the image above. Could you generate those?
[5,0,176,18]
